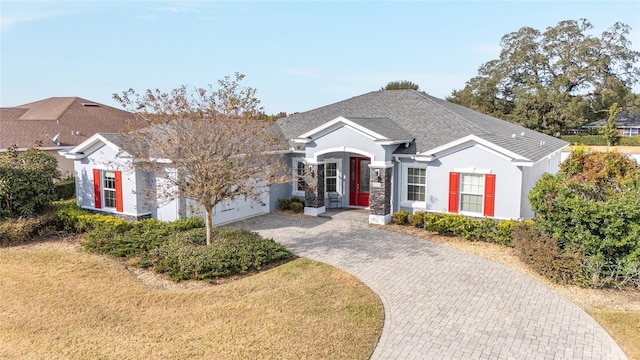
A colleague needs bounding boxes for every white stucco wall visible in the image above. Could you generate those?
[74,142,147,217]
[400,143,524,220]
[306,126,387,164]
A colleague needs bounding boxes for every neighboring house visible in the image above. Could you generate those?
[63,90,567,225]
[580,110,640,137]
[0,97,133,174]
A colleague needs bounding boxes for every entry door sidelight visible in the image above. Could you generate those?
[349,157,370,207]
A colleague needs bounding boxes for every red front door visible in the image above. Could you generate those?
[349,157,370,207]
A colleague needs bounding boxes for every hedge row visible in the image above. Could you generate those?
[561,135,640,146]
[393,211,517,246]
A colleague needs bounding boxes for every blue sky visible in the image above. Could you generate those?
[1,1,639,114]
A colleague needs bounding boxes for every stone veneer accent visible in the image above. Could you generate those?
[305,163,325,208]
[369,167,392,216]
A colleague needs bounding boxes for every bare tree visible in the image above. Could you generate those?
[113,73,287,245]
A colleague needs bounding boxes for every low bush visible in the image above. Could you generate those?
[154,227,293,281]
[0,211,60,246]
[408,211,425,227]
[511,223,587,286]
[423,213,517,246]
[392,210,409,225]
[278,197,304,213]
[81,217,204,265]
[57,202,132,234]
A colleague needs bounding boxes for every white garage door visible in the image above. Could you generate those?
[211,192,270,226]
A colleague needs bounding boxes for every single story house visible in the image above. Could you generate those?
[579,110,640,137]
[62,90,568,225]
[0,97,134,174]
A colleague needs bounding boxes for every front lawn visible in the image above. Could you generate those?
[0,247,383,359]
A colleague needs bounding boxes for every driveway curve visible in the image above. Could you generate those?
[232,213,627,360]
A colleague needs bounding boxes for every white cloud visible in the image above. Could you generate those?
[0,10,62,32]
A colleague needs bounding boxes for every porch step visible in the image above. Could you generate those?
[319,209,369,222]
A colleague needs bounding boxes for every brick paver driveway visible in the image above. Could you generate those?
[232,213,627,360]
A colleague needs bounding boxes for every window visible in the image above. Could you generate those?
[296,161,306,191]
[623,128,639,136]
[407,167,426,202]
[325,162,337,193]
[448,172,496,217]
[93,169,123,212]
[460,174,483,213]
[103,171,117,208]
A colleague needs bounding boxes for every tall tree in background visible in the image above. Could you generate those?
[448,19,640,135]
[114,73,287,245]
[383,80,420,91]
[604,102,619,146]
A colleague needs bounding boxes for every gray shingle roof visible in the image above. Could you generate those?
[584,110,640,128]
[341,117,413,141]
[274,90,568,161]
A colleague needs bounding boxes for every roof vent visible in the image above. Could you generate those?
[81,102,99,107]
[511,134,517,138]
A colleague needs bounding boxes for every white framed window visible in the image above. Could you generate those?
[292,158,306,196]
[459,173,484,214]
[103,170,117,208]
[325,162,338,193]
[407,167,426,201]
[401,164,427,207]
[623,128,639,136]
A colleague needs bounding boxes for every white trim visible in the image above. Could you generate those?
[422,135,530,162]
[312,147,375,162]
[453,167,492,174]
[412,156,434,162]
[369,213,392,225]
[62,133,131,159]
[304,206,326,216]
[299,116,386,140]
[369,161,393,168]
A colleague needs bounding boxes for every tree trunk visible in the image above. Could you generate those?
[205,205,213,245]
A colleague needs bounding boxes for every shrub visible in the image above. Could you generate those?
[511,223,587,286]
[561,135,640,146]
[278,198,292,211]
[57,203,132,234]
[55,177,75,200]
[0,147,59,219]
[278,197,304,212]
[408,211,425,227]
[423,212,517,246]
[392,210,409,225]
[290,201,304,213]
[0,210,60,246]
[154,227,292,281]
[81,217,204,264]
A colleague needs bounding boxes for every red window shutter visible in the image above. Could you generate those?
[115,170,123,212]
[448,172,459,213]
[93,169,101,209]
[484,174,496,217]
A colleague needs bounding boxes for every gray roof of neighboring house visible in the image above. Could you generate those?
[273,90,568,161]
[583,110,640,128]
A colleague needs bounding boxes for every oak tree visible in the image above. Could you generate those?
[448,19,640,135]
